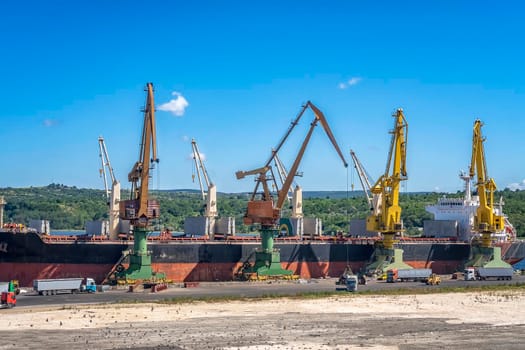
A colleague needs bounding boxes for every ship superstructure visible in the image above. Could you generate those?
[425,172,516,242]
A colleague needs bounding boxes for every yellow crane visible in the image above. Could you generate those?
[470,120,503,246]
[366,109,407,247]
[466,120,510,268]
[116,82,165,283]
[236,101,347,279]
[364,109,412,275]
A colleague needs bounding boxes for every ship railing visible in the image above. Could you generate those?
[42,235,78,242]
[87,235,108,241]
[74,234,109,242]
[225,235,261,242]
[303,235,378,245]
[275,236,302,242]
[42,234,113,243]
[153,236,210,242]
[398,237,459,243]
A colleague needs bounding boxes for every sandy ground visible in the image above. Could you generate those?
[1,291,524,349]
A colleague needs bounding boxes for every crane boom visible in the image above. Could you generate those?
[191,139,212,200]
[350,149,382,216]
[350,149,373,208]
[469,119,503,247]
[275,102,348,211]
[120,82,160,227]
[191,139,217,218]
[98,136,120,238]
[98,136,117,203]
[273,151,296,202]
[237,101,347,227]
[249,105,308,198]
[273,151,303,218]
[366,109,407,249]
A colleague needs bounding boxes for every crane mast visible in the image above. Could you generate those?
[469,119,503,248]
[366,109,407,250]
[98,136,120,239]
[191,139,217,218]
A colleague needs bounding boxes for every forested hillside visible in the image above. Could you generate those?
[1,184,524,237]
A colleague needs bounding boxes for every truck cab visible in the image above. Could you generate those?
[81,278,97,293]
[464,267,476,281]
[386,269,398,283]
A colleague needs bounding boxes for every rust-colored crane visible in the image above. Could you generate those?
[237,101,348,228]
[116,82,164,283]
[236,101,348,278]
[120,82,160,228]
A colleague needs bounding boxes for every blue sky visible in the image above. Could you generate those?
[1,1,525,194]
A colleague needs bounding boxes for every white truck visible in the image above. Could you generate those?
[387,268,432,283]
[464,267,513,281]
[33,277,97,295]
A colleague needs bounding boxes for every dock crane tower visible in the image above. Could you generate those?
[191,138,218,235]
[236,101,348,279]
[465,120,511,268]
[364,109,412,276]
[98,136,121,240]
[117,82,165,283]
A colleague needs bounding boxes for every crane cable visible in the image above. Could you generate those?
[154,158,161,233]
[346,164,351,265]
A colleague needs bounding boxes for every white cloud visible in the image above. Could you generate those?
[182,135,190,142]
[338,77,362,89]
[158,91,189,117]
[347,77,362,86]
[506,179,525,191]
[188,151,206,161]
[43,119,58,127]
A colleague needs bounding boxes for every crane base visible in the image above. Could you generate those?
[464,246,512,269]
[239,250,295,280]
[363,248,412,278]
[113,228,166,284]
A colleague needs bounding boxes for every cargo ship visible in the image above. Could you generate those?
[2,170,525,286]
[1,228,525,287]
[2,173,525,286]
